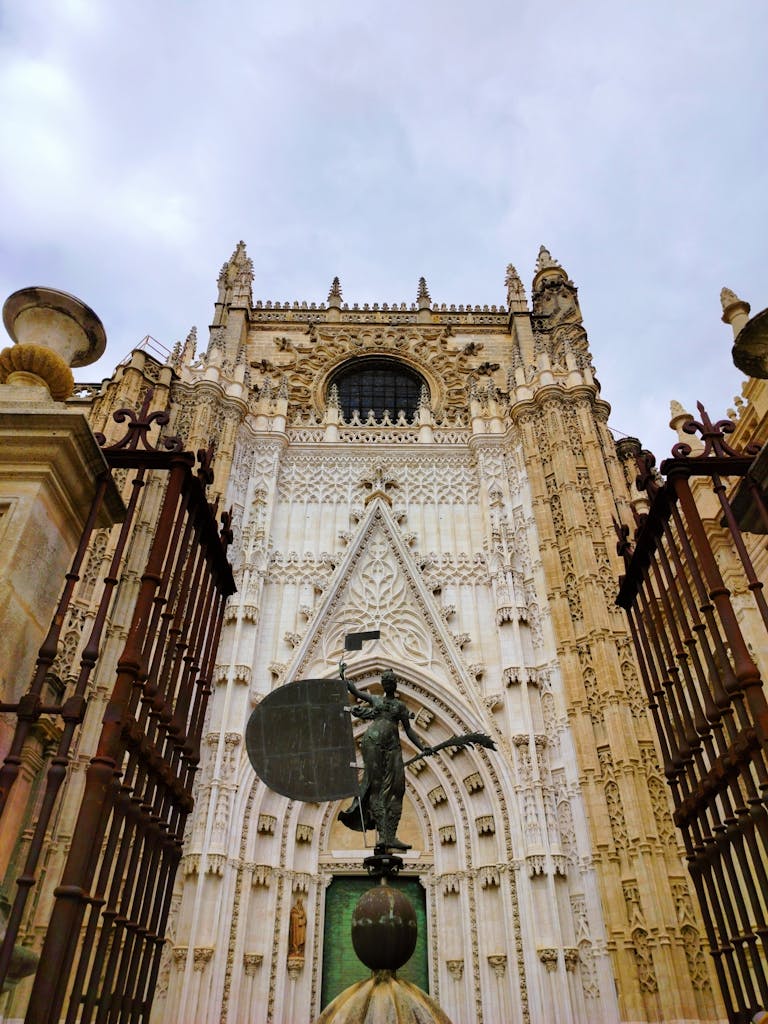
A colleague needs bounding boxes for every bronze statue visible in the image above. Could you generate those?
[339,669,427,850]
[339,667,495,851]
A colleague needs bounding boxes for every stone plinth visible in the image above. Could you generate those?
[0,393,124,735]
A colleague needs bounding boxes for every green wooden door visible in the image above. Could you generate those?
[321,876,429,1007]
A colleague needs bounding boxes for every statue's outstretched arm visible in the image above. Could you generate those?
[345,677,375,706]
[402,715,430,753]
[339,661,374,705]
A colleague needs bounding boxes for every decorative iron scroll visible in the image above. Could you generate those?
[615,405,768,1024]
[0,391,235,1024]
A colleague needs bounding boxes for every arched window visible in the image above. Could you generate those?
[329,358,426,422]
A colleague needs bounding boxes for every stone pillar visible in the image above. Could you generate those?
[0,287,124,760]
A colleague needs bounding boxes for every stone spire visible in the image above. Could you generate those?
[505,264,528,313]
[417,277,431,311]
[182,326,197,364]
[327,277,343,309]
[208,242,253,380]
[215,241,254,311]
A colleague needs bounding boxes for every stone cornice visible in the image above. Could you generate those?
[509,383,611,422]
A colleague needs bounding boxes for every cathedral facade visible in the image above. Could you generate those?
[10,243,729,1022]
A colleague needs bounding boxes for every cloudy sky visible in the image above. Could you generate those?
[1,0,766,458]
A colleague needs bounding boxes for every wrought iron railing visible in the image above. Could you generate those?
[0,391,235,1023]
[616,404,768,1024]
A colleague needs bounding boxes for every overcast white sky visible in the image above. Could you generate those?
[1,0,766,459]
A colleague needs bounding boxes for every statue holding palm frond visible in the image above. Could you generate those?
[338,667,495,851]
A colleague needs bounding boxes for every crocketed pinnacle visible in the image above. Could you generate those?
[328,276,343,307]
[417,276,431,310]
[504,264,527,309]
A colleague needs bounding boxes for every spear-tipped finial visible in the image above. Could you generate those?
[327,276,343,308]
[417,276,431,310]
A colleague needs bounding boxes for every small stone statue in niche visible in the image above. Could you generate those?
[288,896,307,958]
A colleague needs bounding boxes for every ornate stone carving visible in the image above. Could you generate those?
[487,953,507,978]
[277,453,479,504]
[440,873,461,895]
[250,864,272,887]
[172,946,188,968]
[631,928,658,994]
[681,925,711,992]
[206,853,226,876]
[193,947,214,972]
[537,947,559,972]
[258,814,277,835]
[446,959,464,980]
[475,815,495,836]
[286,955,304,981]
[478,865,501,889]
[243,953,263,976]
[439,825,457,845]
[428,785,447,806]
[526,854,546,877]
[605,780,628,851]
[295,824,313,844]
[564,947,579,972]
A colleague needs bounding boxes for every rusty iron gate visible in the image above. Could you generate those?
[0,393,235,1022]
[616,404,768,1024]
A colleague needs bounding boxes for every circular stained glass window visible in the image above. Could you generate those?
[330,358,426,422]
